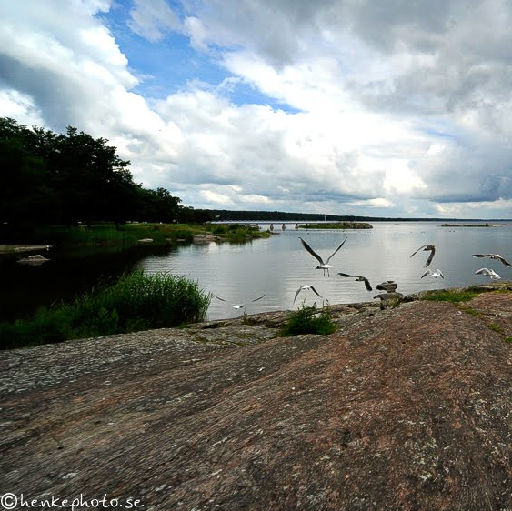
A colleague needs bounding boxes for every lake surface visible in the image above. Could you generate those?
[2,221,511,322]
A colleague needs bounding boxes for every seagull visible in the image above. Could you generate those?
[215,294,266,310]
[337,273,372,291]
[298,237,347,276]
[293,285,322,304]
[410,244,436,266]
[475,267,501,280]
[421,268,444,279]
[472,254,511,267]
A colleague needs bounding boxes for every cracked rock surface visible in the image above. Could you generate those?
[1,290,512,510]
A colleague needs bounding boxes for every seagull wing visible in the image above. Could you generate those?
[359,277,372,291]
[299,237,324,265]
[337,272,353,278]
[325,238,347,264]
[425,246,435,266]
[495,255,511,266]
[293,287,303,304]
[421,269,432,278]
[473,254,511,266]
[251,294,265,302]
[215,295,227,302]
[410,245,426,257]
[309,285,322,297]
[475,268,490,275]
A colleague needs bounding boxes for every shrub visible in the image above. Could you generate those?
[281,305,336,336]
[0,270,211,349]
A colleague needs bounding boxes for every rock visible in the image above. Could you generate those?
[16,255,50,265]
[137,238,154,243]
[2,288,512,509]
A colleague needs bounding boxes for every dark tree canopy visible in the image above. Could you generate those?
[0,117,196,229]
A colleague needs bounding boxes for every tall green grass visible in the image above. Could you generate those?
[281,305,336,336]
[0,270,211,349]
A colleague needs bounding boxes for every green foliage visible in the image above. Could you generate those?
[505,337,512,343]
[0,270,211,349]
[281,305,336,336]
[488,323,504,334]
[0,117,191,234]
[421,289,482,303]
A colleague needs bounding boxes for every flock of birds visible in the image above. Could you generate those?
[215,235,511,313]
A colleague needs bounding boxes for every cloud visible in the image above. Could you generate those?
[0,0,510,218]
[128,0,180,42]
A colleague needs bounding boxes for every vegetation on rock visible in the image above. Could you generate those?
[0,270,211,349]
[281,305,336,336]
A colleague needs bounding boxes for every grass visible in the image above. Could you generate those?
[0,270,211,349]
[281,305,336,336]
[421,288,483,303]
[24,222,270,249]
[208,223,270,242]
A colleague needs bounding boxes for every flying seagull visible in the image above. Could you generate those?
[472,254,511,267]
[215,294,266,309]
[293,285,322,304]
[337,273,372,291]
[410,244,436,266]
[475,268,501,280]
[298,236,347,276]
[421,268,444,279]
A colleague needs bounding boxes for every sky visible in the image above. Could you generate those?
[1,0,512,218]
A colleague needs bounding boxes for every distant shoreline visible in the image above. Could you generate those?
[441,223,497,227]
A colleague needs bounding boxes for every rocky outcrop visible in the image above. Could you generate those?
[1,288,512,510]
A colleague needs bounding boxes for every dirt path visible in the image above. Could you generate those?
[1,292,512,510]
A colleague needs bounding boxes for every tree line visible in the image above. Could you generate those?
[0,117,209,235]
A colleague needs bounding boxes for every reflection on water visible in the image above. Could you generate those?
[138,221,512,320]
[2,221,511,322]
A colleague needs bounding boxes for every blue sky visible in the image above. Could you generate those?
[0,0,511,218]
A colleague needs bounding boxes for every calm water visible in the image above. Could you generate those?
[1,221,511,322]
[138,221,512,320]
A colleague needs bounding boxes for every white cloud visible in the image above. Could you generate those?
[127,0,180,42]
[0,0,511,218]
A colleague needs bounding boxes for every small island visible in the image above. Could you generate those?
[297,222,373,229]
[441,223,496,227]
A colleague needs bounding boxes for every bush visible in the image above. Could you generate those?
[0,270,211,349]
[281,305,336,336]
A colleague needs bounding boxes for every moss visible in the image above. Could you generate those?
[422,289,482,303]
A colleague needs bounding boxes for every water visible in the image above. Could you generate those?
[137,221,512,319]
[2,221,511,322]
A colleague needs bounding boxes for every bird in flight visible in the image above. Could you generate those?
[298,236,347,276]
[337,273,373,291]
[215,294,266,310]
[421,268,444,279]
[410,244,436,266]
[472,254,511,267]
[293,285,322,304]
[475,267,501,280]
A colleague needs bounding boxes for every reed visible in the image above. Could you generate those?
[0,270,211,349]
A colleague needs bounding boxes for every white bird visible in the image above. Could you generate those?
[421,268,444,279]
[337,273,373,291]
[293,285,322,304]
[298,237,347,276]
[472,254,511,267]
[410,244,436,266]
[475,267,501,280]
[215,294,265,310]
